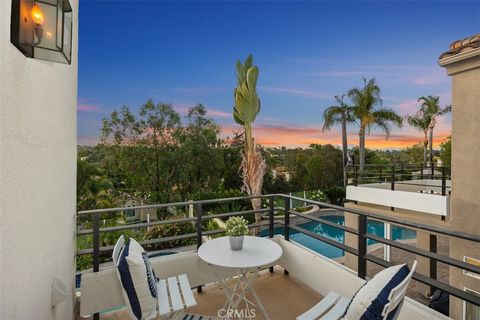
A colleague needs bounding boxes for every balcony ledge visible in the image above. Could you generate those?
[79,236,450,320]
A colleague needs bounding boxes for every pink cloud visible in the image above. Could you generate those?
[77,103,104,113]
[391,99,419,115]
[78,135,99,146]
[208,109,231,118]
[173,104,231,119]
[221,120,451,149]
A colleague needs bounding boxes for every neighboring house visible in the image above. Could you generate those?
[123,198,157,223]
[272,166,292,182]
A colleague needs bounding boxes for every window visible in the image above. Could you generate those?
[124,206,136,221]
[463,256,480,280]
[464,288,480,320]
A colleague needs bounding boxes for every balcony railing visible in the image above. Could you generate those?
[77,193,480,319]
[347,164,451,195]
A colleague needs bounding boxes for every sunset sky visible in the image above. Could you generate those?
[77,1,479,149]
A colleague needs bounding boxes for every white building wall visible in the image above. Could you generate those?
[0,1,78,319]
[346,185,450,216]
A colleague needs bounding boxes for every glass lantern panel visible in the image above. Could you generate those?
[17,0,35,47]
[35,1,58,50]
[56,0,63,49]
[63,10,72,61]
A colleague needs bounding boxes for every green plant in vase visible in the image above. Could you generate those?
[225,216,250,250]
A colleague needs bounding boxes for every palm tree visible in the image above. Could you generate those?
[322,94,355,187]
[348,78,403,172]
[417,96,451,166]
[407,107,431,166]
[232,55,266,231]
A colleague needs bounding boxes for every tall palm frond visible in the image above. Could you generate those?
[348,78,403,171]
[371,109,404,138]
[322,94,355,186]
[417,95,451,165]
[322,95,355,131]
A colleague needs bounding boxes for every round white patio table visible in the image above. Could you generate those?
[198,236,283,320]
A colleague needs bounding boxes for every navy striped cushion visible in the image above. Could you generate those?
[116,238,157,320]
[344,264,410,320]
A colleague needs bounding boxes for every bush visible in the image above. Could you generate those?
[191,189,253,223]
[307,190,327,202]
[143,215,196,250]
[206,219,224,239]
[76,254,93,271]
[323,186,346,205]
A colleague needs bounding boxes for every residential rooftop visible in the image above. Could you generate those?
[439,33,480,59]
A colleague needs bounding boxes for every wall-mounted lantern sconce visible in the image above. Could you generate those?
[10,0,73,64]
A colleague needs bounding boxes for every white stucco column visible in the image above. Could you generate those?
[0,1,78,319]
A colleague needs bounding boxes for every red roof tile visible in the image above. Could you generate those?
[439,33,480,60]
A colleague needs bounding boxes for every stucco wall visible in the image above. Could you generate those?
[0,1,78,319]
[442,52,480,320]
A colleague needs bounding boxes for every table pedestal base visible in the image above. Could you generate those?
[210,265,270,320]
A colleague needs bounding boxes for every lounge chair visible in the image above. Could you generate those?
[297,261,417,320]
[113,235,197,319]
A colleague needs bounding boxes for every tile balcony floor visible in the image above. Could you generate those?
[85,267,323,320]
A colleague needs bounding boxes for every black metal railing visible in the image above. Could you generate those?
[280,194,480,309]
[348,163,451,196]
[77,193,480,319]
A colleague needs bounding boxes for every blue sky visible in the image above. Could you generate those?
[78,1,480,148]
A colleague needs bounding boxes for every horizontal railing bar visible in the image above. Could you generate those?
[352,181,452,189]
[367,234,480,275]
[77,221,276,256]
[287,210,359,235]
[367,255,480,307]
[77,232,198,256]
[202,229,225,237]
[77,216,197,235]
[350,164,450,168]
[393,182,452,188]
[202,221,272,237]
[78,195,272,215]
[201,208,270,220]
[77,208,271,235]
[283,194,480,243]
[288,224,358,256]
[141,233,197,246]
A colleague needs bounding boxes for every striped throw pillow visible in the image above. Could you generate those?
[116,238,158,320]
[343,263,410,320]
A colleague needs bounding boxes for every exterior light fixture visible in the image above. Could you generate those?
[10,0,73,64]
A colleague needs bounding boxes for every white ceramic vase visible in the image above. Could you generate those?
[229,236,244,251]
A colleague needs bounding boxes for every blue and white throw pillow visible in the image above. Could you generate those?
[116,237,158,320]
[343,263,410,320]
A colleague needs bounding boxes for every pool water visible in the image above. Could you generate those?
[262,215,416,258]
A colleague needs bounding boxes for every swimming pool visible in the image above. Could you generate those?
[261,215,416,258]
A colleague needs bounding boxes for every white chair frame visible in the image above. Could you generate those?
[112,235,197,319]
[297,261,417,320]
